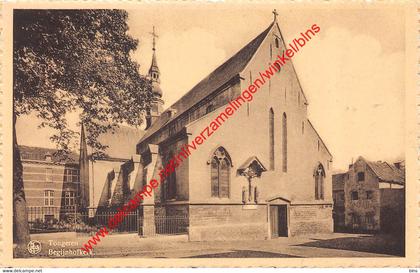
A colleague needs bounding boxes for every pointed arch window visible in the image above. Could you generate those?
[282,113,287,172]
[210,147,231,198]
[269,108,275,170]
[275,37,280,48]
[314,164,325,200]
[163,152,177,200]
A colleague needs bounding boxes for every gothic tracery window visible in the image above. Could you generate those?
[210,147,231,198]
[314,164,325,200]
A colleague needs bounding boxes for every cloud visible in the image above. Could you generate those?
[291,26,404,170]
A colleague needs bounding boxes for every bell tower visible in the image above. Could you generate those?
[146,26,164,129]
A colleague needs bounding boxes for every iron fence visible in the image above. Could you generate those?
[79,208,139,233]
[139,215,189,236]
[26,206,189,236]
[27,206,78,233]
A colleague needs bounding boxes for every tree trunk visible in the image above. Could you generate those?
[13,114,30,245]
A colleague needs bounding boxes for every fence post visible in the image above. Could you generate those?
[140,205,155,237]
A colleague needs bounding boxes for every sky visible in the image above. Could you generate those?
[16,4,405,171]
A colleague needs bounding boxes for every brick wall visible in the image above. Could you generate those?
[23,162,79,208]
[189,204,268,241]
[22,161,80,222]
[289,204,333,236]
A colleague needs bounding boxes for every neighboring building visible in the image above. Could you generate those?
[19,145,80,223]
[98,15,334,240]
[332,173,345,231]
[333,157,405,233]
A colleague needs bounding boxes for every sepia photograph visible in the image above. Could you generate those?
[0,1,417,268]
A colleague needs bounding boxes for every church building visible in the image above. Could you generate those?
[87,13,334,240]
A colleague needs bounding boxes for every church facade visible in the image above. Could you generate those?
[84,16,334,240]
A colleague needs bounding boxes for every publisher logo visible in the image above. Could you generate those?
[27,240,42,255]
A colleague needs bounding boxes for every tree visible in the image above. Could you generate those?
[13,10,151,249]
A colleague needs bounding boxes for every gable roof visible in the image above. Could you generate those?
[307,119,332,157]
[139,22,275,144]
[19,145,79,164]
[365,159,405,185]
[237,156,268,172]
[84,125,145,160]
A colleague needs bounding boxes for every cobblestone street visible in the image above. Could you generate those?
[31,232,404,258]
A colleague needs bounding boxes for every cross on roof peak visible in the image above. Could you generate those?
[272,9,278,21]
[149,26,159,51]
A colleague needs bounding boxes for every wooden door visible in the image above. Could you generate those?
[278,205,288,237]
[270,205,279,238]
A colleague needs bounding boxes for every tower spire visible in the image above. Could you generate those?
[146,26,164,130]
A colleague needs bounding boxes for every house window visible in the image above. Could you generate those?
[45,168,53,182]
[366,191,373,200]
[210,147,231,198]
[351,213,361,226]
[298,92,300,105]
[365,213,375,224]
[64,169,79,183]
[44,190,54,206]
[269,108,275,170]
[314,164,325,200]
[282,113,287,172]
[64,191,75,206]
[339,192,345,201]
[351,191,359,200]
[357,172,365,181]
[302,121,304,134]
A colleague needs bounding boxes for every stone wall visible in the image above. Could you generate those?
[344,159,380,231]
[380,188,405,233]
[166,204,189,217]
[289,204,333,236]
[188,204,268,241]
